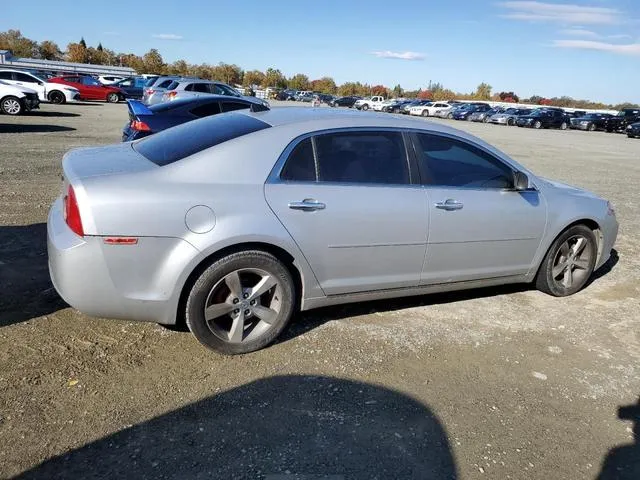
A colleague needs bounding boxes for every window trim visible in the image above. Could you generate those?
[409,131,523,191]
[267,127,420,187]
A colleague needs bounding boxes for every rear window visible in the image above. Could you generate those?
[133,113,271,166]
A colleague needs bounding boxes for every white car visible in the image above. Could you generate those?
[98,75,126,85]
[409,102,453,117]
[354,96,385,111]
[0,80,40,115]
[0,69,80,104]
[373,99,396,112]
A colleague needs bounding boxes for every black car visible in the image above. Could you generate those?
[113,77,148,100]
[606,108,640,132]
[516,108,570,129]
[330,96,361,108]
[122,95,270,141]
[451,103,491,120]
[275,89,298,101]
[626,121,640,138]
[570,113,613,131]
[382,99,413,113]
[315,93,335,104]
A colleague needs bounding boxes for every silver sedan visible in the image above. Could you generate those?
[47,108,618,354]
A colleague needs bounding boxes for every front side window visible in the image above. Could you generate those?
[190,102,221,117]
[0,71,12,80]
[81,77,100,86]
[315,131,409,185]
[15,73,36,83]
[221,101,250,113]
[192,83,210,93]
[416,134,513,189]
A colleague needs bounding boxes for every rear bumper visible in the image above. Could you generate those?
[47,198,199,325]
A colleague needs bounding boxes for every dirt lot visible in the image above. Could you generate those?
[0,102,638,479]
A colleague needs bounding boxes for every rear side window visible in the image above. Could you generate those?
[159,79,176,89]
[315,131,409,185]
[0,71,11,80]
[145,77,157,87]
[133,113,271,166]
[280,138,316,182]
[221,101,250,113]
[190,102,222,117]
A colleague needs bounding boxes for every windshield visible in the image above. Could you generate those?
[504,108,518,114]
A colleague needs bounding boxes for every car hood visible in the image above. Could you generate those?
[539,177,601,200]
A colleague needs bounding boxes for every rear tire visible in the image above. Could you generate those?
[106,92,119,103]
[1,96,23,115]
[560,122,568,130]
[185,250,295,355]
[421,110,429,117]
[361,104,369,111]
[48,90,65,104]
[507,118,515,126]
[533,120,542,129]
[535,225,597,297]
[588,123,596,132]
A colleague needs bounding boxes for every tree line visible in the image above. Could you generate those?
[0,30,637,110]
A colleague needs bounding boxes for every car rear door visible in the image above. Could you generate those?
[265,129,428,295]
[412,132,546,284]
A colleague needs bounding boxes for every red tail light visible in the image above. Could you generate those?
[63,185,84,237]
[146,89,155,95]
[166,91,177,99]
[130,120,151,131]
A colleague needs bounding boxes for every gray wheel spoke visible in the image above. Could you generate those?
[573,258,590,270]
[559,242,571,257]
[225,271,243,298]
[563,267,573,288]
[572,237,586,256]
[205,302,234,321]
[228,311,246,343]
[552,262,567,278]
[252,305,278,325]
[248,275,277,301]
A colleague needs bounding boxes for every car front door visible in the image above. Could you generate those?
[81,77,104,100]
[63,77,86,98]
[265,130,428,295]
[412,132,546,284]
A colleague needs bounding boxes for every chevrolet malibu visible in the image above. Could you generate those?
[47,108,618,354]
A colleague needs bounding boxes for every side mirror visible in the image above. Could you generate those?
[513,171,530,190]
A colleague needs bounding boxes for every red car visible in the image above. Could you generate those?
[49,75,124,103]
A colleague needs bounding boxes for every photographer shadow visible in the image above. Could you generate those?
[17,375,458,479]
[597,397,640,480]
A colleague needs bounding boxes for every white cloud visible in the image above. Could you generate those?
[500,1,624,25]
[553,39,640,55]
[609,34,632,40]
[152,34,183,40]
[370,50,425,60]
[558,28,600,37]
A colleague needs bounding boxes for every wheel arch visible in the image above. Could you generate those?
[532,218,602,279]
[174,241,305,329]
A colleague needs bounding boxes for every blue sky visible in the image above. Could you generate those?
[3,0,640,103]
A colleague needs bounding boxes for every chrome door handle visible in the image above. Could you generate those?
[288,199,326,211]
[435,199,464,211]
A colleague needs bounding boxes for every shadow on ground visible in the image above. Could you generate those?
[0,124,76,133]
[0,223,66,326]
[597,397,640,480]
[17,375,458,479]
[27,111,81,118]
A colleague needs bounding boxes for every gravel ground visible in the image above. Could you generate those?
[0,101,638,480]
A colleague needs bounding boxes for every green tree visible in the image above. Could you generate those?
[392,84,403,98]
[38,40,61,60]
[142,48,165,73]
[288,73,310,90]
[474,82,492,100]
[79,37,87,48]
[263,68,287,88]
[243,69,266,87]
[97,42,103,52]
[0,29,38,57]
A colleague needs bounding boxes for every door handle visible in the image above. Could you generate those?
[288,199,326,211]
[435,199,464,211]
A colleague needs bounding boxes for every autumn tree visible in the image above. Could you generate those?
[167,59,189,76]
[211,63,243,85]
[119,53,145,72]
[243,69,266,87]
[288,73,310,90]
[417,90,433,100]
[371,85,388,97]
[474,82,492,100]
[142,49,165,73]
[66,42,88,63]
[498,91,519,102]
[0,29,38,57]
[310,76,336,94]
[38,40,61,60]
[263,68,287,88]
[337,82,362,96]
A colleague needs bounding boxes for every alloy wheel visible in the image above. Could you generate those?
[203,268,282,344]
[551,235,594,290]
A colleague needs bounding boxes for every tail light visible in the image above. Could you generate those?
[130,120,151,131]
[63,185,84,237]
[146,89,155,95]
[166,91,177,99]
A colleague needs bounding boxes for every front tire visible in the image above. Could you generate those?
[421,110,429,117]
[533,120,542,129]
[535,225,597,297]
[185,250,295,355]
[106,92,119,103]
[48,90,66,104]
[560,122,568,130]
[361,104,369,111]
[1,96,24,115]
[588,123,596,132]
[507,118,515,126]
